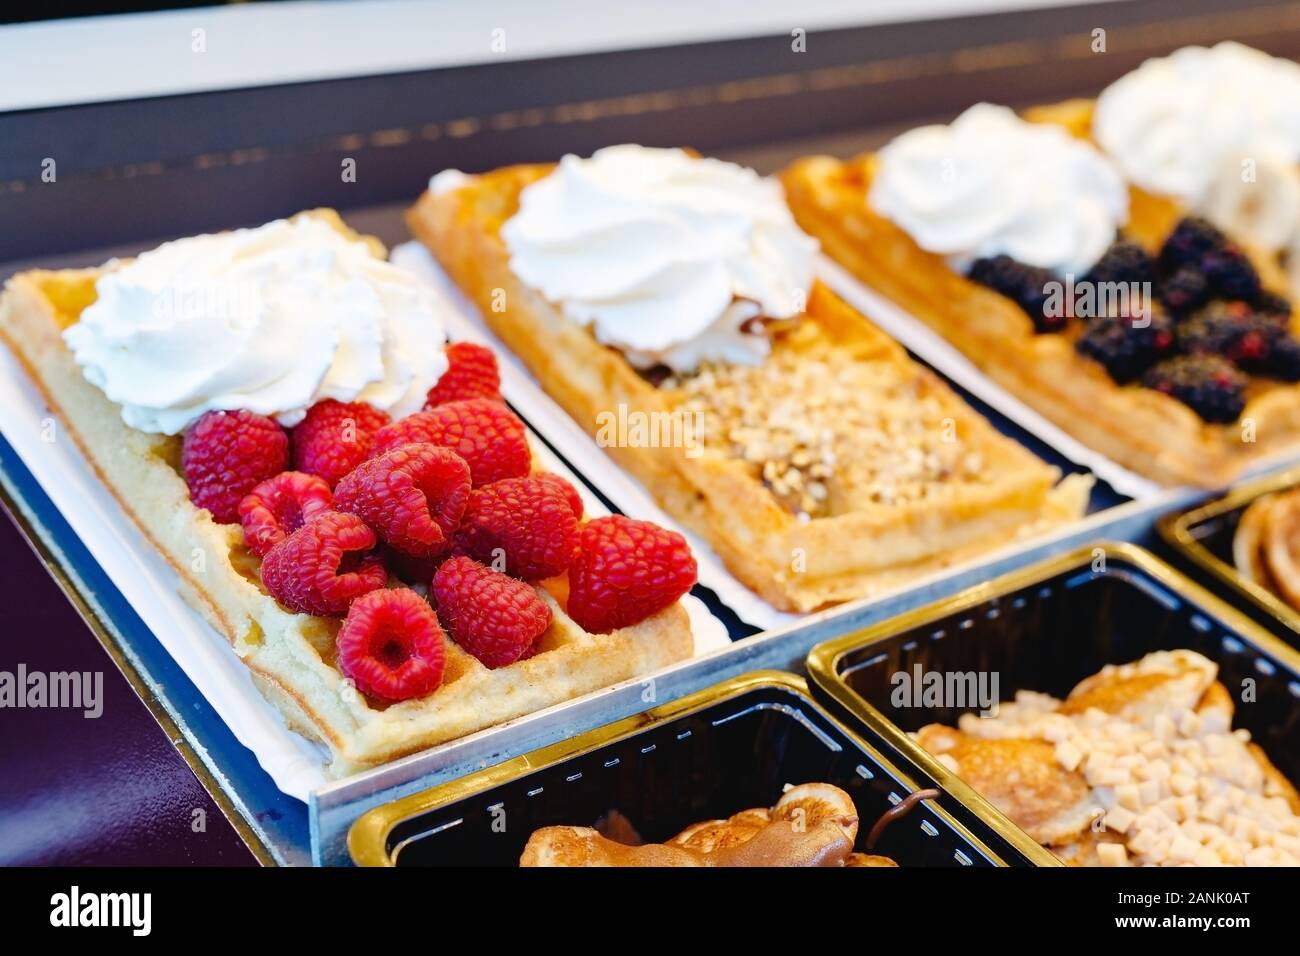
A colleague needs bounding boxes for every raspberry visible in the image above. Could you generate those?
[534,473,584,519]
[291,400,390,489]
[182,410,289,523]
[425,342,502,407]
[238,471,333,558]
[261,511,387,615]
[566,515,697,633]
[336,588,446,701]
[1142,354,1246,424]
[335,443,471,557]
[432,556,552,668]
[454,476,579,580]
[372,399,530,487]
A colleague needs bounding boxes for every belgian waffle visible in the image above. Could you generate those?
[915,650,1300,866]
[408,166,1088,613]
[0,211,693,779]
[520,782,897,867]
[781,101,1300,488]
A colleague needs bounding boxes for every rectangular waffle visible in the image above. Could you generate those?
[780,100,1300,488]
[408,167,1087,613]
[0,210,693,779]
[914,650,1300,866]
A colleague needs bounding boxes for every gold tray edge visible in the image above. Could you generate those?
[1157,464,1300,637]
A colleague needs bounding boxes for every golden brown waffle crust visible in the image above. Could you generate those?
[780,100,1300,489]
[0,210,693,780]
[408,168,1086,613]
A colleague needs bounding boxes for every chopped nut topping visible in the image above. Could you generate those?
[662,348,990,518]
[950,651,1300,867]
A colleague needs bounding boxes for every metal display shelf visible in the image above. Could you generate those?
[7,0,1300,866]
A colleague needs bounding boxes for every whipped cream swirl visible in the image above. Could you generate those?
[1094,43,1300,253]
[1094,43,1300,206]
[499,145,817,372]
[869,103,1129,276]
[66,217,448,435]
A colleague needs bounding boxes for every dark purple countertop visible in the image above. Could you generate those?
[0,509,256,866]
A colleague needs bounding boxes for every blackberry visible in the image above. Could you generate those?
[1202,244,1261,301]
[968,255,1066,333]
[1084,240,1155,289]
[1159,216,1227,272]
[1178,301,1300,379]
[1178,301,1268,355]
[1266,336,1300,382]
[1076,311,1174,383]
[1158,265,1210,315]
[1141,354,1246,423]
[1253,289,1293,320]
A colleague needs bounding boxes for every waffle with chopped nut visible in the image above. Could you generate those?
[915,650,1300,866]
[0,210,693,780]
[408,167,1088,613]
[781,100,1300,488]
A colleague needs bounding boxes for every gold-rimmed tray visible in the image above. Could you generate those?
[1158,465,1300,641]
[347,670,1024,867]
[806,542,1300,866]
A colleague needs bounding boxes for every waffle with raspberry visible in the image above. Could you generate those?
[0,210,695,779]
[781,102,1300,488]
[408,166,1088,613]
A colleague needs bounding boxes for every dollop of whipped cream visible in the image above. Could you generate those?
[1095,43,1300,206]
[1094,43,1300,253]
[499,145,817,372]
[66,217,448,435]
[869,103,1129,276]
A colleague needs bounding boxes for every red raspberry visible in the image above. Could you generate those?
[238,471,333,558]
[336,588,446,701]
[566,516,697,633]
[534,473,584,519]
[432,556,552,668]
[372,399,530,487]
[335,443,470,557]
[454,476,578,580]
[425,342,502,406]
[261,511,386,615]
[292,400,390,488]
[182,410,289,523]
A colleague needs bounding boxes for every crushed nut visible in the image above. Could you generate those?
[663,349,991,518]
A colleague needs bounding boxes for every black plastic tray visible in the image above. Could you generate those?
[347,671,1020,867]
[807,542,1300,865]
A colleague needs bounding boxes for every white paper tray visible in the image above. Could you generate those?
[0,318,730,801]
